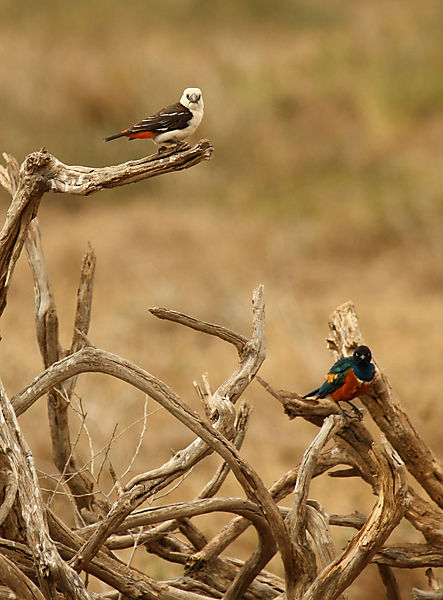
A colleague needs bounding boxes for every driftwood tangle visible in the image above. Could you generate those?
[0,143,442,600]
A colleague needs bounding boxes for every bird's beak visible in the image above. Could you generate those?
[189,93,200,103]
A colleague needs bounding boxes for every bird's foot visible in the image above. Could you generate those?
[345,401,363,421]
[352,407,364,420]
[157,141,190,154]
[173,141,190,151]
[336,403,363,423]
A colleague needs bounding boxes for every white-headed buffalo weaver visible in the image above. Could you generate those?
[104,87,204,145]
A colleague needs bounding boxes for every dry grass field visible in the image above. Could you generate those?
[0,1,442,596]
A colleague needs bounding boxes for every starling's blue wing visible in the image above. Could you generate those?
[304,357,353,399]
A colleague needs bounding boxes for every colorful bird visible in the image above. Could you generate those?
[303,345,375,419]
[104,87,204,145]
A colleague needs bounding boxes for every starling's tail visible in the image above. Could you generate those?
[303,388,320,399]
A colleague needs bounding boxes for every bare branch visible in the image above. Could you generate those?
[0,152,20,195]
[301,437,408,600]
[376,564,401,600]
[0,469,18,528]
[374,544,443,568]
[286,415,345,593]
[0,379,91,599]
[68,242,96,357]
[47,140,213,194]
[328,301,443,508]
[0,142,212,318]
[150,306,247,352]
[25,219,103,515]
[197,400,252,499]
[305,502,337,570]
[0,553,46,600]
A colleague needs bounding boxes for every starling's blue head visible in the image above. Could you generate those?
[352,345,372,365]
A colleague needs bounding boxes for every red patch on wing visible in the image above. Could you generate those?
[126,131,156,139]
[330,370,371,403]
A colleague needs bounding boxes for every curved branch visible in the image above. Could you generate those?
[302,437,408,600]
[13,290,297,597]
[328,301,443,509]
[150,306,247,352]
[0,553,46,600]
[0,141,212,319]
[286,415,345,593]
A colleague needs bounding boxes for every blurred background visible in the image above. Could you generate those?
[0,0,442,596]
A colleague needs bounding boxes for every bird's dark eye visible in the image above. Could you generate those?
[186,94,190,100]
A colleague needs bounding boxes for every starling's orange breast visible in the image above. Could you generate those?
[330,369,371,403]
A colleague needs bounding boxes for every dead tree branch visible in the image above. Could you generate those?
[327,301,443,508]
[0,141,212,318]
[301,437,407,600]
[0,380,90,599]
[0,141,441,599]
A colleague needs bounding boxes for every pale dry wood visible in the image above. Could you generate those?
[0,380,91,600]
[150,307,247,353]
[0,142,212,319]
[0,468,18,528]
[0,553,46,600]
[301,437,408,600]
[286,415,345,595]
[413,573,443,600]
[404,489,443,546]
[197,400,252,499]
[13,288,299,599]
[47,510,209,600]
[0,153,20,195]
[14,290,297,598]
[187,448,353,574]
[262,373,443,552]
[0,152,47,317]
[0,145,440,599]
[376,564,401,600]
[65,241,97,398]
[168,402,251,560]
[328,301,443,508]
[89,496,277,600]
[257,375,380,490]
[0,537,36,580]
[305,502,337,570]
[374,544,443,568]
[25,219,107,519]
[412,591,443,600]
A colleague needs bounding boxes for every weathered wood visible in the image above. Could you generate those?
[376,564,401,600]
[0,143,442,598]
[0,553,45,600]
[328,301,443,508]
[0,380,91,599]
[0,142,212,319]
[301,438,407,600]
[286,415,345,595]
[16,288,298,600]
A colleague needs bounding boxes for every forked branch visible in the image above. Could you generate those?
[0,141,213,318]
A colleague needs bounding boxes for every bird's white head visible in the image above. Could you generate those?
[180,87,204,112]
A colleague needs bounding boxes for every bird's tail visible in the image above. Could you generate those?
[303,388,320,399]
[104,130,128,142]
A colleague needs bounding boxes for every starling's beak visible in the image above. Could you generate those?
[189,93,200,103]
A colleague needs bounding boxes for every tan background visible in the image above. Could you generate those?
[0,0,442,595]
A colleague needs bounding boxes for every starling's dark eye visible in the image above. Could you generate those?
[186,94,190,100]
